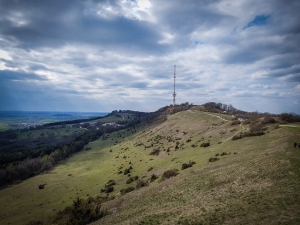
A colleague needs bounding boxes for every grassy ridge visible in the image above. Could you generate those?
[0,110,299,224]
[93,117,300,224]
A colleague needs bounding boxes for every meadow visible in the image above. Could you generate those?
[0,109,299,224]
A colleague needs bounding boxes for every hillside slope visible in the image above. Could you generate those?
[0,110,299,225]
[91,110,300,225]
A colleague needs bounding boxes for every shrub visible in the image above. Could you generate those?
[220,152,229,156]
[120,186,135,195]
[232,130,265,141]
[262,117,276,124]
[209,157,220,162]
[186,138,192,143]
[136,179,148,189]
[26,220,43,225]
[150,148,160,156]
[232,134,243,140]
[101,186,114,193]
[126,176,139,184]
[105,180,116,188]
[149,174,158,182]
[38,184,46,189]
[244,131,265,137]
[249,120,264,132]
[53,196,109,225]
[160,169,179,181]
[101,180,116,193]
[181,161,196,170]
[124,166,133,175]
[200,142,210,147]
[230,120,241,126]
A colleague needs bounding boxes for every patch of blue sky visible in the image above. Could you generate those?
[194,41,205,45]
[244,15,270,29]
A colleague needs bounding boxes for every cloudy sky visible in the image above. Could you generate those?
[0,0,299,114]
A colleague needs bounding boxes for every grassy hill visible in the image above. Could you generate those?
[0,109,299,224]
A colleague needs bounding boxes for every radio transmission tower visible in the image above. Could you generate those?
[173,65,176,105]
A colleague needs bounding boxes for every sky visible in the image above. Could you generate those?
[0,0,299,114]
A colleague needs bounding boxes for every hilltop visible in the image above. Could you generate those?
[0,104,299,224]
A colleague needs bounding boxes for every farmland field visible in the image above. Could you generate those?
[0,111,108,131]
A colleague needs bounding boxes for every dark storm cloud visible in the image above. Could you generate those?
[0,70,47,81]
[129,81,149,89]
[0,0,164,53]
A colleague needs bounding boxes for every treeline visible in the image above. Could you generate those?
[279,113,300,122]
[157,102,192,115]
[201,102,300,122]
[202,102,236,113]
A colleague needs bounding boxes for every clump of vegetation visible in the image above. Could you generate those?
[186,138,192,143]
[232,134,243,140]
[126,175,139,184]
[262,117,277,124]
[38,183,46,189]
[136,179,148,189]
[232,119,267,141]
[123,166,133,175]
[220,152,230,156]
[149,174,158,182]
[200,142,210,147]
[53,196,109,225]
[150,148,160,155]
[101,180,116,193]
[105,179,116,187]
[26,220,43,225]
[147,167,153,172]
[230,120,241,126]
[120,186,135,195]
[181,161,196,170]
[279,113,300,123]
[249,120,265,132]
[209,157,220,162]
[232,129,265,141]
[160,169,179,181]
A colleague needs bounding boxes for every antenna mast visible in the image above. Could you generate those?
[173,65,176,105]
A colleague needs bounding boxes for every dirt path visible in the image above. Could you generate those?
[225,124,246,143]
[205,113,230,122]
[204,112,246,143]
[279,125,299,128]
